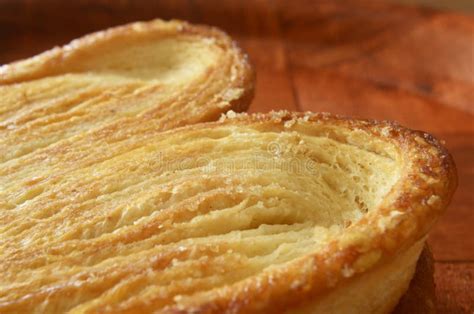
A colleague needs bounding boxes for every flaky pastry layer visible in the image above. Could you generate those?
[0,19,254,164]
[0,111,456,313]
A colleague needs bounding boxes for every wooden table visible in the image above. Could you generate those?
[1,0,472,312]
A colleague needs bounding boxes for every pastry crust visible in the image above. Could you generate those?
[287,239,425,314]
[0,19,254,164]
[393,244,436,314]
[0,111,456,313]
[291,243,437,314]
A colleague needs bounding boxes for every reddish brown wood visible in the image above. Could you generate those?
[435,262,474,313]
[0,0,472,312]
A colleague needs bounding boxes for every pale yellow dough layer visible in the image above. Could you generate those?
[0,110,456,313]
[0,19,254,164]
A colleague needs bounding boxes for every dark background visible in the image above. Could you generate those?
[1,1,473,312]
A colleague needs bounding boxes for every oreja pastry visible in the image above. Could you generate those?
[393,245,436,314]
[0,111,456,313]
[0,19,254,164]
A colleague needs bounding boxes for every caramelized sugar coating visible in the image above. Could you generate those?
[0,19,254,164]
[0,111,456,313]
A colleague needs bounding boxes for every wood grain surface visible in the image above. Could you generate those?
[0,0,472,312]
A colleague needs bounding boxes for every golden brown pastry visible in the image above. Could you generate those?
[0,19,254,164]
[0,111,456,313]
[393,245,436,314]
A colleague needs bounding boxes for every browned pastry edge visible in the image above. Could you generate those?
[393,244,436,314]
[177,21,256,118]
[161,111,457,313]
[174,20,256,119]
[0,19,255,117]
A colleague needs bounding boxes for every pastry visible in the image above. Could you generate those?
[0,19,254,164]
[0,111,456,313]
[393,244,436,314]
